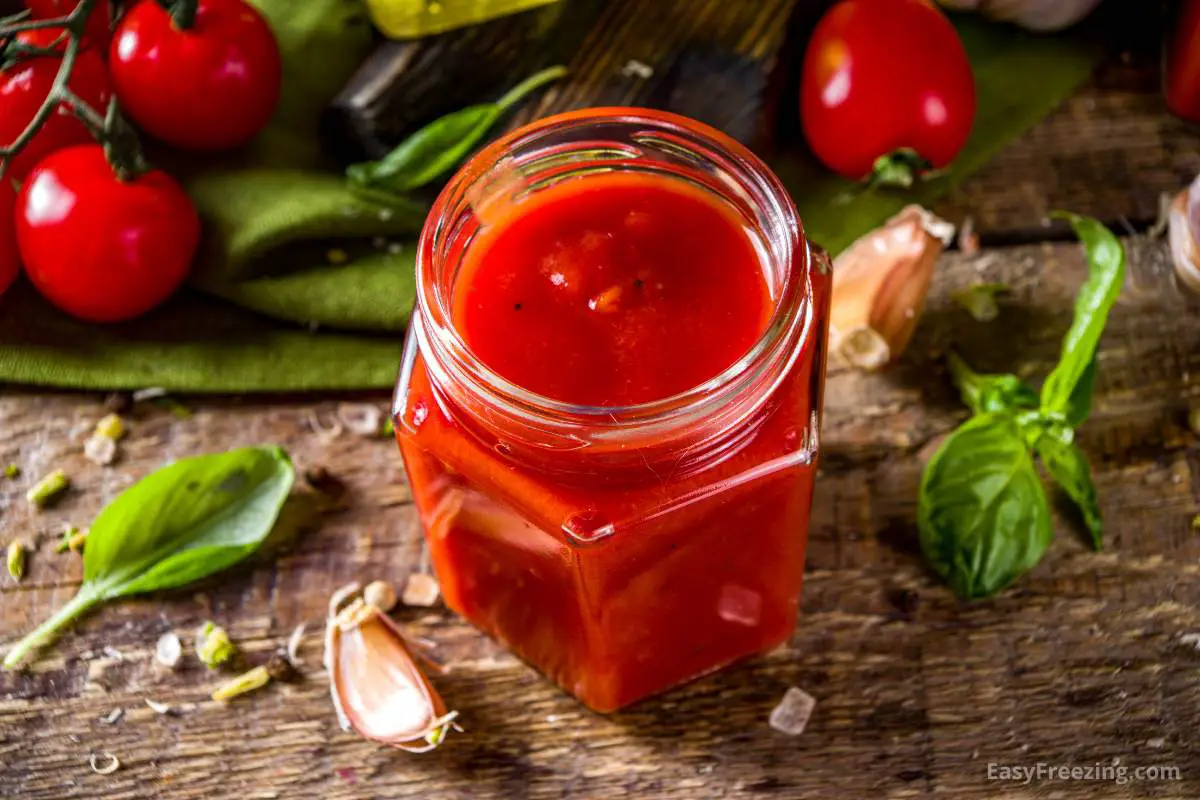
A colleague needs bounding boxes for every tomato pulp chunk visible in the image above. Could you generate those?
[396,172,827,712]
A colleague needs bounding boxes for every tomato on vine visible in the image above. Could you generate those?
[0,42,112,180]
[0,181,18,301]
[15,145,200,323]
[15,26,71,52]
[24,0,113,50]
[800,0,976,186]
[110,0,282,152]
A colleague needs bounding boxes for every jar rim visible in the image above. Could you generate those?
[414,106,813,432]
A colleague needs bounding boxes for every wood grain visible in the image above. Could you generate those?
[2,235,1199,799]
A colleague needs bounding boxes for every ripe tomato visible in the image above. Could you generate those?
[110,0,282,152]
[15,145,199,323]
[24,0,113,50]
[0,45,112,180]
[0,181,18,301]
[800,0,975,182]
[15,27,71,52]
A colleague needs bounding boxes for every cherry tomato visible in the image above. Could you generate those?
[801,0,976,182]
[0,181,18,301]
[15,145,199,323]
[15,27,71,52]
[0,45,112,180]
[24,0,112,50]
[110,0,282,152]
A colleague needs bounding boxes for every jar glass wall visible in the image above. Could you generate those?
[393,108,831,712]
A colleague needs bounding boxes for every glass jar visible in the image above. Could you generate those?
[393,108,831,712]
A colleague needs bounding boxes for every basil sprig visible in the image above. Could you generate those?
[3,446,294,669]
[346,65,567,195]
[919,214,1124,599]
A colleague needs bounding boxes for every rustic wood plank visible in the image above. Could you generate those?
[2,235,1198,798]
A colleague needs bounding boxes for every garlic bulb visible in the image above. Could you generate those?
[830,206,954,370]
[324,584,457,752]
[1169,175,1200,295]
[937,0,1101,31]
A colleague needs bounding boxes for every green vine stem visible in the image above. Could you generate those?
[0,0,149,181]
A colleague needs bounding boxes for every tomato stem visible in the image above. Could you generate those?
[101,97,150,182]
[867,149,933,191]
[167,0,199,30]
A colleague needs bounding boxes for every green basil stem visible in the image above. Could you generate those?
[493,65,567,110]
[3,585,101,669]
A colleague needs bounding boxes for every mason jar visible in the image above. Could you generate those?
[393,108,831,712]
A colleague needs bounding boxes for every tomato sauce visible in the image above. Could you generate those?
[452,173,772,406]
[395,111,829,712]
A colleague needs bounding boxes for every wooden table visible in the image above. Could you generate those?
[3,3,1200,798]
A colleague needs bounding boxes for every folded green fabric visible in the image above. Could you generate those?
[0,10,1098,394]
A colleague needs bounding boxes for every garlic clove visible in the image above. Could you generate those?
[1169,180,1200,295]
[326,595,456,753]
[830,205,953,371]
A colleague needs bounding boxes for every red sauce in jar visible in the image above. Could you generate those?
[452,173,772,406]
[395,109,829,713]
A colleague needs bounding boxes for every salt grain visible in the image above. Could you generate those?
[769,686,816,736]
[402,573,441,607]
[620,59,654,79]
[131,387,167,402]
[155,632,182,669]
[84,434,118,466]
[336,403,383,437]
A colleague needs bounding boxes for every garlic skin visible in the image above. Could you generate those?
[937,0,1101,31]
[325,586,456,753]
[1169,177,1200,295]
[830,206,954,370]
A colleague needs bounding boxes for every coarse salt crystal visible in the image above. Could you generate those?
[155,632,182,669]
[769,687,816,736]
[84,434,118,466]
[402,573,441,607]
[337,403,383,437]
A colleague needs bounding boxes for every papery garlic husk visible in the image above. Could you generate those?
[830,205,954,370]
[325,593,456,753]
[1169,177,1200,296]
[937,0,1101,31]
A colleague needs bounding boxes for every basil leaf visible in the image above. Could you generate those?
[918,413,1053,599]
[1040,214,1125,419]
[3,446,294,669]
[947,351,1038,415]
[1036,433,1102,551]
[1062,357,1097,428]
[346,65,567,194]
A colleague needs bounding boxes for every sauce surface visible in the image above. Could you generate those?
[452,172,772,407]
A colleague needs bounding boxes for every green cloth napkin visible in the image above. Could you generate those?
[0,9,1098,394]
